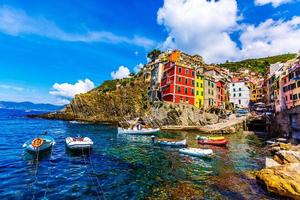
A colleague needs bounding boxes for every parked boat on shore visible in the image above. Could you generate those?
[154,137,187,147]
[196,136,225,140]
[117,127,160,135]
[65,136,93,150]
[179,148,213,157]
[198,139,228,146]
[23,135,55,153]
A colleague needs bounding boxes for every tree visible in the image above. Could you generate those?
[147,49,162,61]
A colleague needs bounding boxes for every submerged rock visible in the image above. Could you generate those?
[256,163,300,199]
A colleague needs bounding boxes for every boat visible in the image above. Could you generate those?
[179,148,213,157]
[65,136,93,150]
[117,127,160,135]
[196,135,225,140]
[198,139,228,146]
[155,138,187,147]
[23,135,55,153]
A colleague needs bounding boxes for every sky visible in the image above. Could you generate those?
[0,0,299,105]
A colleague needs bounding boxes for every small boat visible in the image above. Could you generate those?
[117,127,160,135]
[155,138,187,147]
[179,148,213,157]
[196,135,225,140]
[65,136,93,150]
[23,135,55,153]
[198,139,228,146]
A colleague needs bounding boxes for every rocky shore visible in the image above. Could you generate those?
[256,143,300,199]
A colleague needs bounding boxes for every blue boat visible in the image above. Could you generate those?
[22,135,55,153]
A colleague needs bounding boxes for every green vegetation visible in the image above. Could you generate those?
[218,53,296,74]
[94,78,135,93]
[147,49,162,61]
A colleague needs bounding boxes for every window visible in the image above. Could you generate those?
[192,80,195,85]
[233,93,236,97]
[184,88,188,94]
[186,97,189,102]
[185,78,188,84]
[233,83,235,87]
[298,81,300,87]
[211,83,214,88]
[284,78,287,84]
[290,94,293,100]
[185,69,189,75]
[286,96,288,101]
[177,86,181,93]
[293,94,298,100]
[208,89,210,94]
[178,77,181,82]
[208,81,210,87]
[192,71,195,76]
[239,93,241,97]
[196,91,199,95]
[200,83,203,88]
[201,91,204,96]
[178,67,182,73]
[196,82,199,87]
[233,88,236,92]
[191,89,194,95]
[212,90,214,95]
[239,100,241,104]
[239,88,241,91]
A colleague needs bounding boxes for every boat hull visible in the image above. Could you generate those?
[23,135,55,153]
[179,148,213,157]
[65,137,93,150]
[156,139,187,147]
[198,139,228,146]
[117,128,160,135]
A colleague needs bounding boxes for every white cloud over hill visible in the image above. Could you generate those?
[111,66,130,79]
[49,79,95,99]
[157,0,300,63]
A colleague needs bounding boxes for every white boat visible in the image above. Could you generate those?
[179,148,213,157]
[155,138,187,147]
[65,137,93,149]
[117,127,160,135]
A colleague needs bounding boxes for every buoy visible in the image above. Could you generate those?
[31,138,44,148]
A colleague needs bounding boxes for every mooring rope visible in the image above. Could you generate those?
[81,147,102,200]
[88,147,106,200]
[31,147,40,200]
[43,144,55,199]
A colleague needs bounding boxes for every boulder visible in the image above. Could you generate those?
[256,163,300,199]
[275,150,300,164]
[279,143,292,150]
[265,157,281,168]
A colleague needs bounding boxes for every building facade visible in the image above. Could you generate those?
[229,81,250,108]
[204,76,216,108]
[195,67,205,108]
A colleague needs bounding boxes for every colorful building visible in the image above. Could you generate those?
[195,67,205,108]
[216,79,226,108]
[204,75,216,108]
[229,79,250,108]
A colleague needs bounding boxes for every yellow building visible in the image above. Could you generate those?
[195,67,205,108]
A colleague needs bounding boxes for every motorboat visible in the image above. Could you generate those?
[117,127,160,135]
[65,136,93,150]
[196,136,225,140]
[179,148,213,157]
[198,139,228,146]
[154,138,187,147]
[23,135,55,153]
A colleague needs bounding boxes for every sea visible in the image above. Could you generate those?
[0,108,279,199]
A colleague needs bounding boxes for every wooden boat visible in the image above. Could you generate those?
[155,138,187,147]
[65,137,93,149]
[198,139,228,146]
[196,135,225,140]
[23,135,55,153]
[117,127,160,135]
[179,148,213,157]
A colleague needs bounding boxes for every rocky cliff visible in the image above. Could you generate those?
[40,75,221,126]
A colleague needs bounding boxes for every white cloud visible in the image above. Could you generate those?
[111,66,130,79]
[0,6,155,48]
[134,63,144,73]
[239,17,300,59]
[255,0,294,7]
[0,84,23,91]
[157,0,240,63]
[49,79,95,99]
[157,0,300,63]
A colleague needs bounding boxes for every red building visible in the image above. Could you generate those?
[161,62,195,105]
[216,80,226,107]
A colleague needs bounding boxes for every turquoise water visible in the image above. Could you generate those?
[0,109,278,199]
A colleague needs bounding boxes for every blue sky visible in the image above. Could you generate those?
[0,0,299,105]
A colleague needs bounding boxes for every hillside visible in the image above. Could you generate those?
[218,53,296,73]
